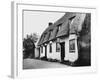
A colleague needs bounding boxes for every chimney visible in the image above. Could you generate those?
[48,22,53,26]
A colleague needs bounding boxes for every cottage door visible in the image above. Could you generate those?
[38,48,40,58]
[60,42,65,62]
[45,46,47,59]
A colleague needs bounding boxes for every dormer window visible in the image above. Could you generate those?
[43,33,46,40]
[49,30,53,38]
[58,24,62,31]
[56,24,62,35]
[69,16,76,25]
[69,16,76,21]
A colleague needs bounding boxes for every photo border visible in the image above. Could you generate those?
[11,1,97,78]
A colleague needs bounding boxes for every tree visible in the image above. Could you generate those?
[23,33,39,59]
[31,33,39,43]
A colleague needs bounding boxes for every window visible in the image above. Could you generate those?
[48,32,51,39]
[50,30,53,37]
[69,39,75,53]
[56,42,60,52]
[49,43,52,53]
[69,16,75,21]
[56,24,62,35]
[43,33,46,40]
[58,24,62,31]
[41,46,43,53]
[48,30,53,40]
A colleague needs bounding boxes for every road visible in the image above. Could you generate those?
[23,58,69,69]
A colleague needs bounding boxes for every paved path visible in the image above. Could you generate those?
[23,58,69,69]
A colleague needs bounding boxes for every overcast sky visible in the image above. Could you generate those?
[24,10,65,38]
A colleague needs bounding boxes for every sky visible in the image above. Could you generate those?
[24,10,65,38]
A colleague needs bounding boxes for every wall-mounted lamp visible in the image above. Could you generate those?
[57,38,60,43]
[50,41,52,44]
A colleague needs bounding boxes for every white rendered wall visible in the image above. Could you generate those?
[40,46,45,58]
[46,38,70,61]
[47,42,61,61]
[39,35,78,62]
[64,38,69,61]
[35,48,39,58]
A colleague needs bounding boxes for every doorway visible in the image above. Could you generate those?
[45,45,47,59]
[60,42,65,62]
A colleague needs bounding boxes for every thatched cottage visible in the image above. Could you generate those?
[36,12,91,65]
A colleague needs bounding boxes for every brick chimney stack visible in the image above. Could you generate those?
[48,22,53,26]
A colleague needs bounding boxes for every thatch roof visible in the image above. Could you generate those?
[43,32,50,43]
[49,27,58,40]
[70,13,86,34]
[37,12,90,46]
[56,19,69,37]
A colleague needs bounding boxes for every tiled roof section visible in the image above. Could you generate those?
[80,13,91,44]
[70,13,86,34]
[37,35,43,46]
[84,13,91,32]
